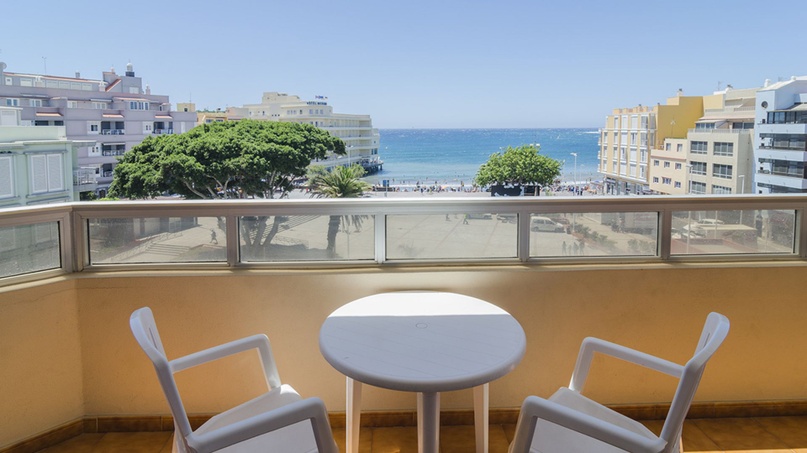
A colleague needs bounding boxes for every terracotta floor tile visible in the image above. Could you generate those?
[692,418,791,451]
[370,426,419,452]
[754,416,807,448]
[332,427,374,453]
[439,424,510,453]
[91,432,172,453]
[38,433,104,452]
[680,420,722,452]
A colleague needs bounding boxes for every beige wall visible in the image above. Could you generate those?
[0,278,84,446]
[3,264,807,447]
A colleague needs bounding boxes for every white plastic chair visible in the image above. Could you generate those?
[130,307,338,453]
[509,312,729,453]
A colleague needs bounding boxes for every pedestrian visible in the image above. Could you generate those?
[562,241,567,256]
[210,229,218,244]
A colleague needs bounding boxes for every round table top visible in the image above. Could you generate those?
[319,291,526,392]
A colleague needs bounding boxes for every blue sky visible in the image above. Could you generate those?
[2,0,805,128]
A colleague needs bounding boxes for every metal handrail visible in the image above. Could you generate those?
[1,195,806,284]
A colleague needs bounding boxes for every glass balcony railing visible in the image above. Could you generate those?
[0,196,805,282]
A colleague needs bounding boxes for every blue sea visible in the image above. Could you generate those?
[365,128,601,187]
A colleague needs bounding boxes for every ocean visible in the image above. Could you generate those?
[364,128,601,187]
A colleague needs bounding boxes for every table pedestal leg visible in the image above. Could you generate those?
[346,377,362,453]
[474,384,489,453]
[417,392,440,453]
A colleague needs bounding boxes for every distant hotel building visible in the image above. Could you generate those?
[228,92,382,174]
[754,77,807,194]
[0,62,196,197]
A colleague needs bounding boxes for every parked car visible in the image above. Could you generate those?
[531,216,566,232]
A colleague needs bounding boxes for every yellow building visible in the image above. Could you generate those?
[599,91,703,195]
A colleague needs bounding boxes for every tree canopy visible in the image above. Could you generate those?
[307,164,371,199]
[473,144,562,188]
[109,120,345,199]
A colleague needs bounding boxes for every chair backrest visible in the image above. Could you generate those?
[659,312,730,449]
[130,307,194,447]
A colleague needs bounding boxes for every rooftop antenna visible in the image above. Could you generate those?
[716,81,722,91]
[42,56,47,74]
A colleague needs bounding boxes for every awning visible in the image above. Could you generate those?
[102,114,124,118]
[786,103,807,111]
[114,97,150,102]
[155,115,172,119]
[35,112,62,117]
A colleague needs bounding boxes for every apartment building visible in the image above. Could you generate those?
[229,92,382,174]
[0,62,196,197]
[0,106,94,208]
[684,87,756,195]
[755,76,807,194]
[648,137,689,194]
[599,91,703,195]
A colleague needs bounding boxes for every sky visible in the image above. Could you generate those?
[2,0,805,129]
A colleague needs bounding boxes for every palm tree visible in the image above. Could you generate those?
[308,164,372,257]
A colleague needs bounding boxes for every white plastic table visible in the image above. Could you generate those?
[319,291,526,453]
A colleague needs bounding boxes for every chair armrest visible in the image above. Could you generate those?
[170,334,281,388]
[510,396,665,453]
[188,397,338,453]
[570,337,684,392]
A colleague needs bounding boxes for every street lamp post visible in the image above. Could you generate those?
[570,152,578,193]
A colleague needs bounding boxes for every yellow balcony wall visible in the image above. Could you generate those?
[3,262,807,448]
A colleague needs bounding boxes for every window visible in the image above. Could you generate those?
[662,177,672,185]
[664,162,670,168]
[676,143,683,152]
[665,143,671,151]
[691,141,708,154]
[5,98,19,107]
[653,177,659,183]
[714,142,734,156]
[675,163,682,170]
[88,122,100,133]
[653,160,659,166]
[29,99,43,107]
[29,153,64,194]
[712,185,732,194]
[691,162,707,175]
[674,181,682,188]
[92,102,108,109]
[68,101,79,108]
[129,101,149,110]
[691,181,706,194]
[695,122,715,130]
[713,164,733,179]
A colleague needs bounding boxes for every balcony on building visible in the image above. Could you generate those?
[3,195,807,451]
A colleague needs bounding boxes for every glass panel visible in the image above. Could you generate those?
[386,213,516,260]
[0,222,61,278]
[240,215,374,262]
[89,217,226,264]
[672,210,795,255]
[530,212,658,257]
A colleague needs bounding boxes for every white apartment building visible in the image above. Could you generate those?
[0,62,196,196]
[755,77,807,194]
[0,107,94,208]
[230,92,382,174]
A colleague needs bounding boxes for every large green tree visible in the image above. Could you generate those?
[109,119,344,200]
[474,144,562,193]
[307,164,371,258]
[109,120,345,252]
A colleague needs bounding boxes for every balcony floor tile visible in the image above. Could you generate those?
[34,417,807,452]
